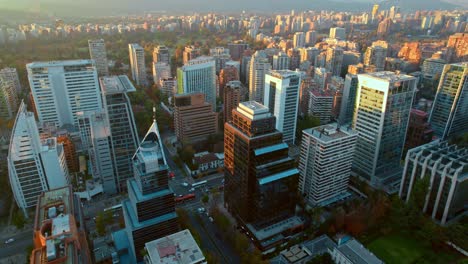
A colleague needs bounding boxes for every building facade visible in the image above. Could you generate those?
[152,45,170,65]
[404,109,434,154]
[88,39,109,76]
[0,68,19,119]
[249,51,272,103]
[308,90,334,125]
[129,43,148,87]
[272,52,290,71]
[224,80,242,124]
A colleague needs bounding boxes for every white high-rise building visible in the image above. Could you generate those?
[299,123,357,207]
[264,70,301,144]
[8,102,69,215]
[0,68,19,119]
[329,27,346,40]
[27,60,102,128]
[88,39,109,76]
[352,72,416,192]
[152,45,170,65]
[129,43,148,87]
[249,51,271,103]
[177,56,217,109]
[293,32,306,48]
[272,52,290,70]
[152,62,171,84]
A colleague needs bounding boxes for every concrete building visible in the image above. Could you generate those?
[8,102,69,215]
[404,109,434,154]
[287,48,301,71]
[224,80,242,124]
[31,186,91,263]
[352,72,416,192]
[219,65,239,99]
[293,32,305,48]
[183,45,201,64]
[152,45,170,65]
[331,237,384,264]
[129,43,148,86]
[309,90,334,125]
[338,73,360,125]
[314,67,332,90]
[152,62,171,84]
[305,31,317,46]
[325,47,344,76]
[27,60,102,128]
[273,52,290,70]
[228,41,249,61]
[177,56,217,110]
[88,39,109,76]
[264,70,301,144]
[174,93,218,143]
[299,123,357,207]
[421,58,446,81]
[224,101,301,251]
[364,45,387,71]
[446,33,468,63]
[0,68,19,119]
[144,230,206,264]
[429,63,468,139]
[249,51,272,103]
[400,140,467,225]
[329,27,346,40]
[159,78,177,98]
[210,47,231,73]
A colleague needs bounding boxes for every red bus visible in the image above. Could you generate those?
[175,193,195,203]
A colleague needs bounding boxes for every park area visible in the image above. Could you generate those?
[367,233,464,264]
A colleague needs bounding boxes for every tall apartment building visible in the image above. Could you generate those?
[421,58,446,81]
[287,48,301,71]
[305,31,317,46]
[377,18,393,38]
[174,93,218,143]
[249,51,272,103]
[228,41,249,61]
[338,69,363,125]
[88,39,109,76]
[309,90,334,125]
[293,32,305,48]
[364,45,387,71]
[31,186,91,263]
[57,134,79,173]
[329,27,346,40]
[0,68,19,119]
[152,45,170,64]
[314,67,332,90]
[27,60,102,128]
[371,4,379,23]
[241,54,252,84]
[159,77,177,98]
[152,62,171,84]
[264,70,301,144]
[273,52,290,70]
[446,33,468,63]
[299,123,357,207]
[352,72,416,192]
[325,47,344,76]
[101,75,139,192]
[121,118,179,262]
[224,81,242,124]
[177,56,217,109]
[129,43,148,87]
[400,140,467,225]
[300,47,319,64]
[404,109,434,155]
[219,65,239,99]
[210,47,231,73]
[224,101,300,250]
[429,63,468,139]
[8,102,69,215]
[183,45,201,64]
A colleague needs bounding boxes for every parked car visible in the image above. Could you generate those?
[4,238,15,244]
[209,217,214,222]
[181,182,189,187]
[197,207,206,214]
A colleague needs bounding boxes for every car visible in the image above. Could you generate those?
[197,207,206,213]
[4,238,15,244]
[181,182,189,187]
[178,194,183,198]
[208,217,214,222]
[189,188,195,192]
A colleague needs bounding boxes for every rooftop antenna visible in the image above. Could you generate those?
[153,105,156,123]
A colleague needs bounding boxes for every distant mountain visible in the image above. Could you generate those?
[0,0,462,18]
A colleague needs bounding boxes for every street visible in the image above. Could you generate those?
[0,229,32,260]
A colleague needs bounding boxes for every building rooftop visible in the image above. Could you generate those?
[100,75,136,95]
[304,123,357,143]
[336,238,383,264]
[238,101,269,115]
[247,215,304,242]
[360,71,415,83]
[27,59,95,68]
[267,70,301,79]
[145,229,205,264]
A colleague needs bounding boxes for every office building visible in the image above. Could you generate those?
[219,65,239,99]
[404,109,434,154]
[0,68,19,119]
[446,33,468,63]
[101,75,139,192]
[88,39,109,76]
[400,140,467,225]
[152,45,170,65]
[329,27,346,40]
[299,123,357,207]
[305,31,317,46]
[129,43,148,87]
[224,81,242,124]
[210,47,231,73]
[338,72,361,125]
[174,93,218,143]
[31,186,91,263]
[325,47,344,76]
[177,56,217,110]
[293,32,305,48]
[224,101,301,250]
[144,230,205,264]
[57,134,79,173]
[8,102,69,215]
[120,117,179,262]
[308,90,334,125]
[183,45,201,64]
[228,41,249,61]
[287,48,301,71]
[364,46,387,71]
[429,63,468,139]
[249,51,272,103]
[352,72,416,192]
[152,62,171,84]
[273,52,290,71]
[159,77,177,98]
[421,58,446,81]
[264,70,301,144]
[27,60,102,128]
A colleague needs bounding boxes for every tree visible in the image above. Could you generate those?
[95,212,106,236]
[12,210,26,229]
